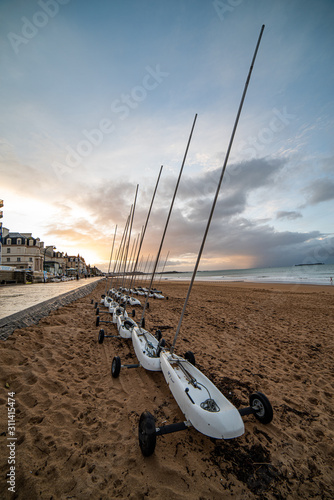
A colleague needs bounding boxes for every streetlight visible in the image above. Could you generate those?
[43,245,55,282]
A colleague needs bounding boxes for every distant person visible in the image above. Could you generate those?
[330,277,333,285]
[76,273,79,280]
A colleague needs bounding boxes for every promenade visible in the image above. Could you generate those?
[0,277,103,340]
[0,277,102,319]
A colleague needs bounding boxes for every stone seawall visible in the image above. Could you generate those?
[0,279,101,340]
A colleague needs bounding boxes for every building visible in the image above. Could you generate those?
[0,217,102,280]
[2,231,44,272]
[66,254,87,276]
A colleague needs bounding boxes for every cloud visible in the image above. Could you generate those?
[302,178,334,206]
[276,211,302,220]
[60,155,332,271]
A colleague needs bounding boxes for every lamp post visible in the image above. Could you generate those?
[43,245,55,282]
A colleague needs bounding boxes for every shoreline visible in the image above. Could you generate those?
[160,279,334,294]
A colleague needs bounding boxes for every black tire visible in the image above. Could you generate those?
[147,302,150,309]
[155,329,162,341]
[94,302,98,309]
[132,309,136,318]
[250,392,273,425]
[96,307,100,315]
[91,299,94,304]
[101,294,105,299]
[98,329,105,344]
[138,411,156,457]
[166,296,169,300]
[96,316,100,327]
[141,317,146,329]
[184,351,196,366]
[111,356,121,378]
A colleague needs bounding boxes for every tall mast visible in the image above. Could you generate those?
[171,25,265,353]
[139,114,198,327]
[158,250,169,285]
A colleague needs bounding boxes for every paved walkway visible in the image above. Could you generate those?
[0,277,102,320]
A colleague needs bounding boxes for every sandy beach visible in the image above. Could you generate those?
[0,279,333,499]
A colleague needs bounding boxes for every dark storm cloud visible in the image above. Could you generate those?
[161,157,285,224]
[168,157,284,203]
[68,156,334,269]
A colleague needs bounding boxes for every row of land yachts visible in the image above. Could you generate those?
[90,26,273,458]
[93,283,274,457]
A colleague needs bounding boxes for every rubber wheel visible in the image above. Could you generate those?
[96,316,100,327]
[101,294,105,299]
[132,309,136,318]
[250,392,273,424]
[141,317,146,329]
[94,302,98,309]
[111,356,121,378]
[98,329,105,344]
[96,307,100,315]
[185,351,196,366]
[138,411,156,457]
[147,302,150,309]
[91,299,94,304]
[155,329,162,341]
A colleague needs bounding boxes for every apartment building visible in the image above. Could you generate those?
[2,231,44,271]
[1,226,99,278]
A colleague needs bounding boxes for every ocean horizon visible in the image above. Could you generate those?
[160,264,334,286]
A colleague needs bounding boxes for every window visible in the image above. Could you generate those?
[7,248,10,253]
[6,257,10,262]
[7,238,11,245]
[17,238,21,245]
[29,257,33,262]
[17,257,21,262]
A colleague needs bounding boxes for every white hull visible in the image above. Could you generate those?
[118,317,137,339]
[129,297,141,306]
[113,306,128,325]
[104,296,118,309]
[132,327,162,371]
[160,351,245,439]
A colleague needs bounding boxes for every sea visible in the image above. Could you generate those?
[161,264,334,286]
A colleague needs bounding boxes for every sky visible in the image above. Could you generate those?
[0,0,333,272]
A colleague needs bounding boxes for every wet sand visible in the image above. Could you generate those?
[0,280,333,499]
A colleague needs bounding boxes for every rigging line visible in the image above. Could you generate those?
[121,184,139,295]
[109,215,130,291]
[114,213,131,283]
[104,225,118,295]
[118,206,134,290]
[128,165,163,293]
